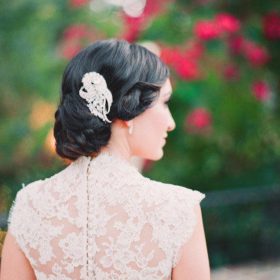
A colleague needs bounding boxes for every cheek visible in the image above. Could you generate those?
[150,107,168,130]
[130,107,168,159]
[133,108,165,141]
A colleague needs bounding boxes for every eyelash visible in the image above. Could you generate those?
[165,99,171,106]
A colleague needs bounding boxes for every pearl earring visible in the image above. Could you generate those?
[128,125,133,135]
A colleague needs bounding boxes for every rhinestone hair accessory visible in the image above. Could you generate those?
[79,72,113,123]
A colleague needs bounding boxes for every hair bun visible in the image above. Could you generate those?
[54,94,111,160]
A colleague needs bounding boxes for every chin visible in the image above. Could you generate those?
[148,150,164,161]
[136,147,164,161]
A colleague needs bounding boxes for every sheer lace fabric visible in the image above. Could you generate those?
[8,153,205,279]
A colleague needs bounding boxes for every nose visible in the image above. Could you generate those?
[167,111,176,132]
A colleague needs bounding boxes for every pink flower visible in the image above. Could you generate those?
[60,42,82,59]
[122,25,142,42]
[228,36,270,67]
[184,40,204,60]
[243,41,270,67]
[161,45,202,80]
[223,64,239,80]
[160,47,182,66]
[194,20,221,40]
[120,0,171,42]
[215,13,240,33]
[63,24,89,41]
[121,15,144,42]
[142,0,163,17]
[263,12,280,40]
[123,14,144,26]
[69,0,88,8]
[59,24,95,59]
[228,35,245,54]
[251,80,271,101]
[185,108,212,134]
[174,57,201,80]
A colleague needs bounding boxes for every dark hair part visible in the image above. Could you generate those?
[54,39,170,160]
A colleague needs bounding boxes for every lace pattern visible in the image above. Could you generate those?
[8,152,205,279]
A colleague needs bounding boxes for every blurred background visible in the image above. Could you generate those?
[0,0,279,277]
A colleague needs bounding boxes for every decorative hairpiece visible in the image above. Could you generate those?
[79,72,113,123]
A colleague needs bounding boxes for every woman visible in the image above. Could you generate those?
[1,39,210,279]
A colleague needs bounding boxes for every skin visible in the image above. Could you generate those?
[1,233,36,279]
[171,204,211,279]
[0,78,210,279]
[101,78,176,161]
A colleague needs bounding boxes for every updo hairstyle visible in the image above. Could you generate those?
[54,39,170,160]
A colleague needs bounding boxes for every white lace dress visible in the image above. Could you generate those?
[8,152,205,280]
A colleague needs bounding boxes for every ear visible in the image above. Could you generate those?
[114,119,133,129]
[123,120,133,129]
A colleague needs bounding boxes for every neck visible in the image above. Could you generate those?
[100,145,131,162]
[99,122,132,162]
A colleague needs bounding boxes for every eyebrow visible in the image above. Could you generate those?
[164,91,172,97]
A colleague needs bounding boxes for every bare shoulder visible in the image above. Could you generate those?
[171,204,210,280]
[0,232,36,280]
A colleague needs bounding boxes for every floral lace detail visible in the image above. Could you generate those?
[8,152,205,279]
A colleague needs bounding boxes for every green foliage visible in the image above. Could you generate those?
[0,231,7,261]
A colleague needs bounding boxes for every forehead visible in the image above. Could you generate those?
[160,78,172,96]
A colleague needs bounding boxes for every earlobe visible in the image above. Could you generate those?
[123,120,134,135]
[128,122,134,135]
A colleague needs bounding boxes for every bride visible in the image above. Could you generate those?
[1,39,210,279]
